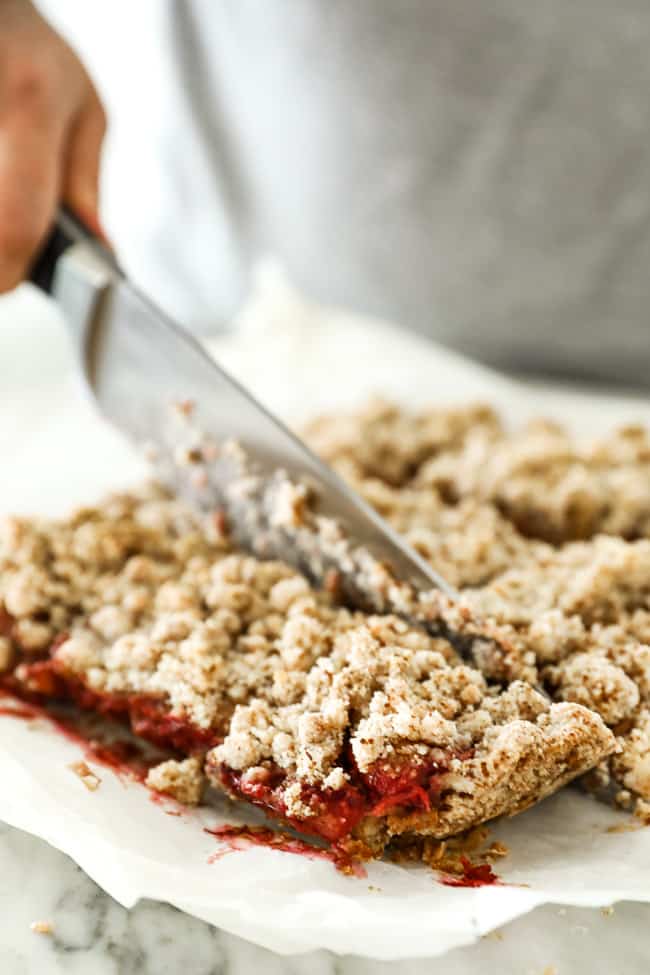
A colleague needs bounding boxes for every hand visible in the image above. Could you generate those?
[0,0,106,292]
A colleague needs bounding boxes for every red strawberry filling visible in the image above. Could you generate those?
[3,621,473,850]
[439,856,501,887]
[0,606,12,637]
[213,750,470,846]
[2,651,223,754]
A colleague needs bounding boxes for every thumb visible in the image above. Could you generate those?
[0,97,66,292]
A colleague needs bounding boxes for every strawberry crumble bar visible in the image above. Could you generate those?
[208,634,611,857]
[0,485,614,858]
[304,400,650,814]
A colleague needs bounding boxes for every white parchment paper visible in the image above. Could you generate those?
[1,274,650,959]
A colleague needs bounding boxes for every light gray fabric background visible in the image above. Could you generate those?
[39,0,650,383]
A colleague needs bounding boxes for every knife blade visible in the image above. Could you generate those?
[29,209,456,610]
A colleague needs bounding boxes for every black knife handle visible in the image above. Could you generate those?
[29,220,76,294]
[29,208,119,294]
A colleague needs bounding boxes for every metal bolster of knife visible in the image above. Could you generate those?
[29,207,121,291]
[29,209,118,389]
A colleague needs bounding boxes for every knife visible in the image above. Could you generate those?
[29,208,455,611]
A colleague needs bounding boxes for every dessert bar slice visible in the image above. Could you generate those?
[207,625,614,858]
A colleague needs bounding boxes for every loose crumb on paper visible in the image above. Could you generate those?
[145,756,204,805]
[68,761,101,791]
[30,920,54,935]
[601,905,615,917]
[634,799,650,825]
[172,398,195,418]
[606,821,644,834]
[604,797,650,833]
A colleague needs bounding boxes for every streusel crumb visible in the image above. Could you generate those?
[145,757,205,805]
[68,761,101,792]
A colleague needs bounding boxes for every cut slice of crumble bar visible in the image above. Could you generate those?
[206,629,613,858]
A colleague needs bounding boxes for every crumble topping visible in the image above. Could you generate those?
[1,491,352,729]
[214,623,486,786]
[610,711,650,798]
[304,400,650,811]
[311,401,650,546]
[306,399,650,550]
[545,653,640,727]
[145,756,205,805]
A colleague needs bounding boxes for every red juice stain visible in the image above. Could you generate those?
[439,856,502,888]
[0,687,158,783]
[0,701,40,720]
[0,687,196,817]
[204,824,366,878]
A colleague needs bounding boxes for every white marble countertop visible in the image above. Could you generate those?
[2,282,650,972]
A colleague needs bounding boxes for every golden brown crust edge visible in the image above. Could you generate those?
[349,701,616,855]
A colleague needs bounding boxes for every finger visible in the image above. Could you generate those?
[62,88,107,239]
[0,98,66,292]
